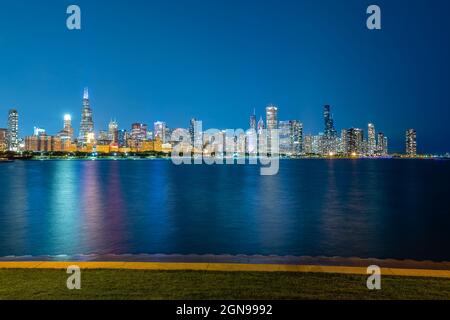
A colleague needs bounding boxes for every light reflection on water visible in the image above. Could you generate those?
[0,159,449,261]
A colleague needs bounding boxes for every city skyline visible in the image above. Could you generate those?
[0,88,426,157]
[0,1,449,153]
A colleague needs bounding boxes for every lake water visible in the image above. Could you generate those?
[0,159,449,261]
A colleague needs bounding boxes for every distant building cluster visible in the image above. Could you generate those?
[0,88,419,157]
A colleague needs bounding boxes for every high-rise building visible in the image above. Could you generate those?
[345,128,364,156]
[118,129,128,148]
[108,120,119,144]
[57,114,74,141]
[323,105,336,138]
[78,88,94,145]
[266,104,278,154]
[154,121,167,143]
[291,120,303,155]
[406,129,417,156]
[304,134,313,154]
[189,118,202,149]
[377,132,388,156]
[130,123,147,149]
[279,120,303,155]
[7,109,19,152]
[368,123,376,156]
[322,105,337,155]
[249,109,256,130]
[0,128,7,151]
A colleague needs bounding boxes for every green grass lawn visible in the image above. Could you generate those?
[0,269,449,300]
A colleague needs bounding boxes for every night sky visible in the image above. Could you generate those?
[0,0,449,153]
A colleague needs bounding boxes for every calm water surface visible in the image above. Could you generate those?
[0,159,449,261]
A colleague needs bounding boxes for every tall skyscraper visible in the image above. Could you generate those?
[108,120,119,144]
[249,109,256,130]
[266,104,278,154]
[0,128,7,151]
[322,105,337,155]
[78,88,94,145]
[7,109,19,152]
[367,123,376,155]
[130,123,147,148]
[154,121,167,143]
[377,132,388,156]
[189,119,203,150]
[279,120,303,155]
[58,114,74,141]
[291,120,303,155]
[118,129,127,148]
[345,128,364,156]
[406,129,417,156]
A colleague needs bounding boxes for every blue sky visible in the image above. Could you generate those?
[0,0,449,152]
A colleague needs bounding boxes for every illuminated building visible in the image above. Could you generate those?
[25,135,62,152]
[278,120,302,155]
[189,119,202,152]
[266,104,278,154]
[345,128,364,156]
[304,134,313,154]
[108,120,119,144]
[368,123,376,155]
[57,114,74,141]
[130,123,147,149]
[0,128,7,151]
[7,109,19,151]
[78,88,95,146]
[118,129,128,148]
[154,121,167,143]
[322,105,337,155]
[406,129,417,156]
[377,132,388,156]
[249,109,256,130]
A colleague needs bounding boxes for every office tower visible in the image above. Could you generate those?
[322,105,337,155]
[78,88,94,145]
[118,129,127,148]
[279,121,292,155]
[189,119,203,151]
[304,134,313,154]
[279,120,303,155]
[132,123,147,140]
[340,129,347,154]
[345,128,364,156]
[154,121,167,143]
[266,104,278,154]
[108,120,119,144]
[97,130,110,145]
[312,134,323,155]
[0,128,7,151]
[57,114,74,141]
[406,129,417,156]
[377,132,389,156]
[249,109,256,130]
[7,109,19,152]
[323,105,336,138]
[368,123,376,155]
[291,120,303,155]
[257,116,265,134]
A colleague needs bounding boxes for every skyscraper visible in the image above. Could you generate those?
[154,121,167,143]
[189,119,203,151]
[406,129,417,156]
[377,132,388,156]
[291,120,303,155]
[266,104,278,154]
[368,123,376,155]
[78,88,94,145]
[322,105,337,155]
[279,120,303,155]
[108,120,119,144]
[279,121,292,155]
[7,109,19,152]
[58,114,74,141]
[249,109,256,130]
[345,128,364,156]
[0,128,7,151]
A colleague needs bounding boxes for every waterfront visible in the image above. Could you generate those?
[0,159,449,261]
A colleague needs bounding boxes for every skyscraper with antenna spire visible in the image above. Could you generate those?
[78,87,95,145]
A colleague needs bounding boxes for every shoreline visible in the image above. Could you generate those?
[1,254,449,271]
